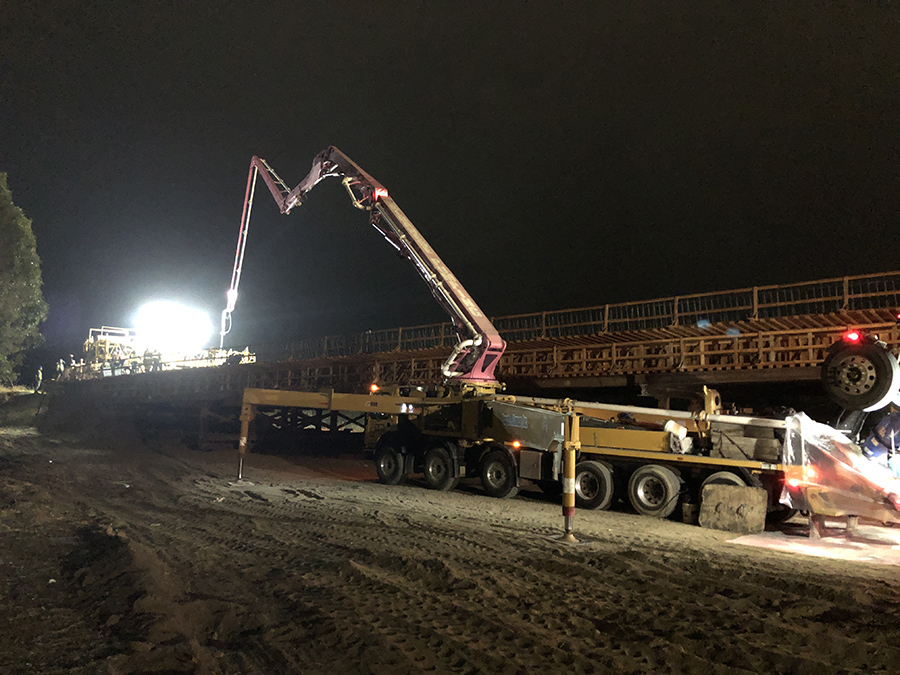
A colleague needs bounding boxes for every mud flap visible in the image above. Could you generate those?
[699,485,767,534]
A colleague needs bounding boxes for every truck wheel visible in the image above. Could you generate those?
[423,444,460,492]
[374,444,406,485]
[821,342,900,412]
[480,449,518,499]
[575,460,615,510]
[701,471,745,491]
[627,465,681,518]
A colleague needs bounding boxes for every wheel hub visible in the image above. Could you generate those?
[636,477,665,507]
[486,463,507,487]
[576,473,599,500]
[832,355,875,394]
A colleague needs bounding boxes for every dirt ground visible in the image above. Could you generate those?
[3,399,900,673]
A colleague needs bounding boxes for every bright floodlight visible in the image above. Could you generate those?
[135,301,213,353]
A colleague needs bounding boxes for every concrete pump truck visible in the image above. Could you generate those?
[224,146,900,535]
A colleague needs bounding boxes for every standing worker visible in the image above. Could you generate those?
[34,365,42,393]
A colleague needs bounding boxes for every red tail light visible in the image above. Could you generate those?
[373,188,389,200]
[844,331,861,343]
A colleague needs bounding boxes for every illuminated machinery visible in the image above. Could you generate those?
[216,151,900,537]
[82,325,255,377]
[82,327,139,376]
[219,146,506,395]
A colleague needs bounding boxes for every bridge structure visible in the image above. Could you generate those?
[66,271,900,406]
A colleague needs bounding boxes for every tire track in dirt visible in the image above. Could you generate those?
[171,479,879,673]
[229,479,900,672]
[11,432,900,674]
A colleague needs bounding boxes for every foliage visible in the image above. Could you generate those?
[0,174,48,385]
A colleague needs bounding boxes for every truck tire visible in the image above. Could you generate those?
[701,471,746,491]
[480,448,519,499]
[374,444,406,485]
[627,465,681,518]
[423,444,460,492]
[821,342,900,412]
[574,460,615,510]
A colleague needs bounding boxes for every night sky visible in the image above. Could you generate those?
[1,2,898,355]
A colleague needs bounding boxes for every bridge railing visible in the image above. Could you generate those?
[248,271,900,361]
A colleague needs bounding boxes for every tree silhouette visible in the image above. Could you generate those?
[0,174,48,385]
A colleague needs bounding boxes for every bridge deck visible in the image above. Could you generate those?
[62,272,900,401]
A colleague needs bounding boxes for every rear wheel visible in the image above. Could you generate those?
[574,460,615,510]
[480,448,519,499]
[628,465,681,518]
[423,444,460,492]
[374,444,406,485]
[701,471,746,491]
[821,342,900,411]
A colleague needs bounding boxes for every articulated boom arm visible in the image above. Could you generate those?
[222,146,506,385]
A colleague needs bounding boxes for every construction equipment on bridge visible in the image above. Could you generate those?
[79,326,255,379]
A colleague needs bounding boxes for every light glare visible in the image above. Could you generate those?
[135,301,213,353]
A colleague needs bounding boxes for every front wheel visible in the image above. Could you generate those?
[480,448,519,499]
[574,460,615,510]
[627,465,682,518]
[423,444,460,492]
[374,444,406,485]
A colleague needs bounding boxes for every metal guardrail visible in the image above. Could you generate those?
[504,323,900,379]
[249,271,900,361]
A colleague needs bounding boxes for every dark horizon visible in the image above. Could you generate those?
[2,2,898,360]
